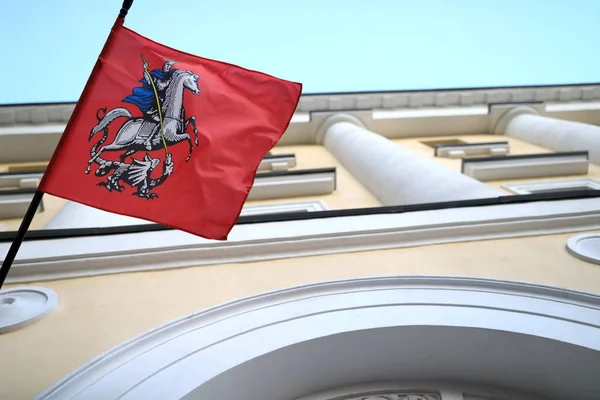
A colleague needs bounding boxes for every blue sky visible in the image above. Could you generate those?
[1,0,599,104]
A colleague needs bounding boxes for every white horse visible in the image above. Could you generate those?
[86,69,200,174]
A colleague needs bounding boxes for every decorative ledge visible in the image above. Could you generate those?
[435,141,509,158]
[290,112,310,123]
[248,168,336,201]
[545,101,600,112]
[0,189,44,219]
[502,178,600,195]
[241,200,326,216]
[3,196,600,284]
[257,153,296,172]
[298,84,600,113]
[372,105,488,120]
[462,151,589,182]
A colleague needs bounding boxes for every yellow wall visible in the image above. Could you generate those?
[393,135,600,193]
[2,230,600,400]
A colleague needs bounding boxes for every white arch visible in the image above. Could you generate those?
[36,276,600,400]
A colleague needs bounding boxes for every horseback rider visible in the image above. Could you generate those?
[123,59,178,150]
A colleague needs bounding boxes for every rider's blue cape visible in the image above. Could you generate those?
[122,69,175,113]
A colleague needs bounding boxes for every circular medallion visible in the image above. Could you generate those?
[567,233,600,265]
[0,286,58,333]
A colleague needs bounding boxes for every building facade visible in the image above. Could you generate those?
[1,83,600,399]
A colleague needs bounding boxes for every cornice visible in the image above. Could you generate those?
[3,84,600,126]
[3,84,600,154]
[3,197,600,284]
[297,84,600,113]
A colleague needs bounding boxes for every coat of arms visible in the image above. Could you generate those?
[85,54,200,199]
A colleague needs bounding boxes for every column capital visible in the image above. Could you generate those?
[493,106,540,134]
[315,113,367,144]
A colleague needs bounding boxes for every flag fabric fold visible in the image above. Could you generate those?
[39,18,302,240]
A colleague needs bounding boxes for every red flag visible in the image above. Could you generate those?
[39,18,302,240]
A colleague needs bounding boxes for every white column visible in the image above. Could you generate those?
[320,116,503,205]
[497,107,600,164]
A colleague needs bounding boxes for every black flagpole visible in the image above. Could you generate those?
[0,190,44,288]
[0,0,135,290]
[119,0,134,19]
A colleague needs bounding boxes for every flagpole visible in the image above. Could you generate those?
[119,0,134,19]
[0,190,44,288]
[0,0,135,290]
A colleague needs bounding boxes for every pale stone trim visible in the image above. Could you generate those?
[4,197,600,284]
[502,178,600,195]
[247,169,336,201]
[257,154,296,172]
[35,276,600,400]
[240,200,327,216]
[435,142,509,158]
[462,152,589,181]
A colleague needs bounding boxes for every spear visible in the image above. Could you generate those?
[141,53,169,155]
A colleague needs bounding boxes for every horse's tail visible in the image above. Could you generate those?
[90,126,109,160]
[88,107,132,142]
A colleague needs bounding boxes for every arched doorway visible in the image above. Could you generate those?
[37,276,600,400]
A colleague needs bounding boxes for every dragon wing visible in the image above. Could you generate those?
[127,158,153,187]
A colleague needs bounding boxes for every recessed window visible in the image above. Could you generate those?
[502,178,600,195]
[420,138,466,148]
